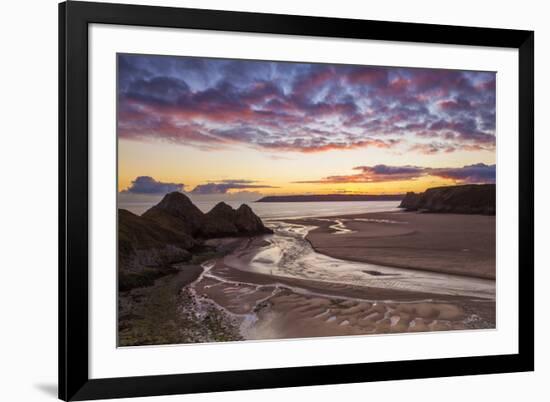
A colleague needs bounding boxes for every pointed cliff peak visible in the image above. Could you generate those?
[237,204,253,213]
[235,204,273,234]
[208,202,236,216]
[142,192,205,236]
[158,191,194,208]
[201,202,238,238]
[236,204,257,220]
[146,192,203,217]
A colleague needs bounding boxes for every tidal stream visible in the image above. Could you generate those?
[198,220,495,301]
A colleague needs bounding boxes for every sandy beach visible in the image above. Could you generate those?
[189,210,494,342]
[191,250,495,340]
[119,210,496,345]
[292,211,495,279]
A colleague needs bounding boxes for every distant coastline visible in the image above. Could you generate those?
[399,184,495,215]
[256,194,404,202]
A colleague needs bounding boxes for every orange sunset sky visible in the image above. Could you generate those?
[117,54,496,199]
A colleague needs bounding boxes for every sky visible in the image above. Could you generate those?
[117,53,496,199]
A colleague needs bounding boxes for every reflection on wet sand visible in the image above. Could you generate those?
[186,219,495,340]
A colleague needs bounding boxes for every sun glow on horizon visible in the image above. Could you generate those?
[117,54,496,199]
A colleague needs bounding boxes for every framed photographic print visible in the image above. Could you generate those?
[59,1,534,400]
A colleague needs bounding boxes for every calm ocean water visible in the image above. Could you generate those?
[119,200,401,219]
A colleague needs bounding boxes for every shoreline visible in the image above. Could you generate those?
[209,255,482,303]
[190,248,496,340]
[282,210,496,280]
[119,209,496,345]
[119,259,495,345]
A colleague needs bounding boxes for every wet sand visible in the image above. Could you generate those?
[120,211,496,345]
[188,211,496,340]
[191,256,495,340]
[289,211,495,279]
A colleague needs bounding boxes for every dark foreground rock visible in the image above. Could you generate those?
[119,193,272,290]
[399,184,495,215]
[118,209,195,291]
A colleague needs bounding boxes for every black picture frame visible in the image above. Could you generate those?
[59,1,534,400]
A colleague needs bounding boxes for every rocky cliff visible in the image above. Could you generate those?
[142,192,205,237]
[142,193,273,238]
[398,184,495,215]
[118,209,195,290]
[399,192,421,211]
[119,193,272,290]
[200,202,240,237]
[199,202,272,238]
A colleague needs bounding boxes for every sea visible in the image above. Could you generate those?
[119,200,401,219]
